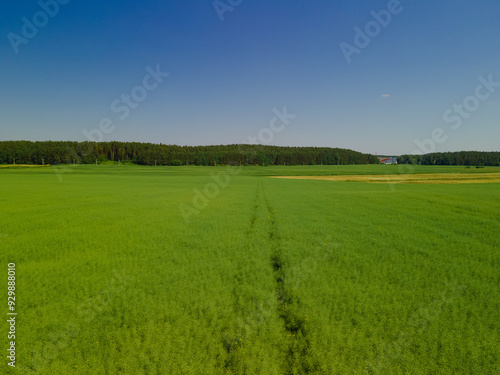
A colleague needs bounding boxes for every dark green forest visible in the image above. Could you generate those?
[2,142,498,167]
[0,141,379,166]
[398,151,500,166]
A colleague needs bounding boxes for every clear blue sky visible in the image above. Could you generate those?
[1,0,499,155]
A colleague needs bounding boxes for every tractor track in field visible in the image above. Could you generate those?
[221,180,267,371]
[220,180,316,373]
[262,183,317,374]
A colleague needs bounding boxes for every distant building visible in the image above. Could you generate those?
[378,157,398,165]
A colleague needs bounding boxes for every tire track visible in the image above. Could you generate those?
[221,180,318,373]
[262,184,318,374]
[221,180,271,372]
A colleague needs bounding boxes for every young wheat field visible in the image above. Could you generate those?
[2,165,499,374]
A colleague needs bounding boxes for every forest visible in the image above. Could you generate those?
[0,141,379,166]
[2,142,499,167]
[397,151,500,166]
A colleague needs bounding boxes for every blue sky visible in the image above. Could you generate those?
[1,0,499,155]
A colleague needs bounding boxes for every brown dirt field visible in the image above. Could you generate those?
[271,173,500,184]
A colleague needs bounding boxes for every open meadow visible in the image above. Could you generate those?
[1,165,499,374]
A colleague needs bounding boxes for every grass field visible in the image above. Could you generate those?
[2,165,499,374]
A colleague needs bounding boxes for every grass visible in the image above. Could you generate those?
[1,165,499,374]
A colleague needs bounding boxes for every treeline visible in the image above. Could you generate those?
[0,141,379,166]
[398,151,500,166]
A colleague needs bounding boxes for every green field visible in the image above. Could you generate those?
[2,165,499,374]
